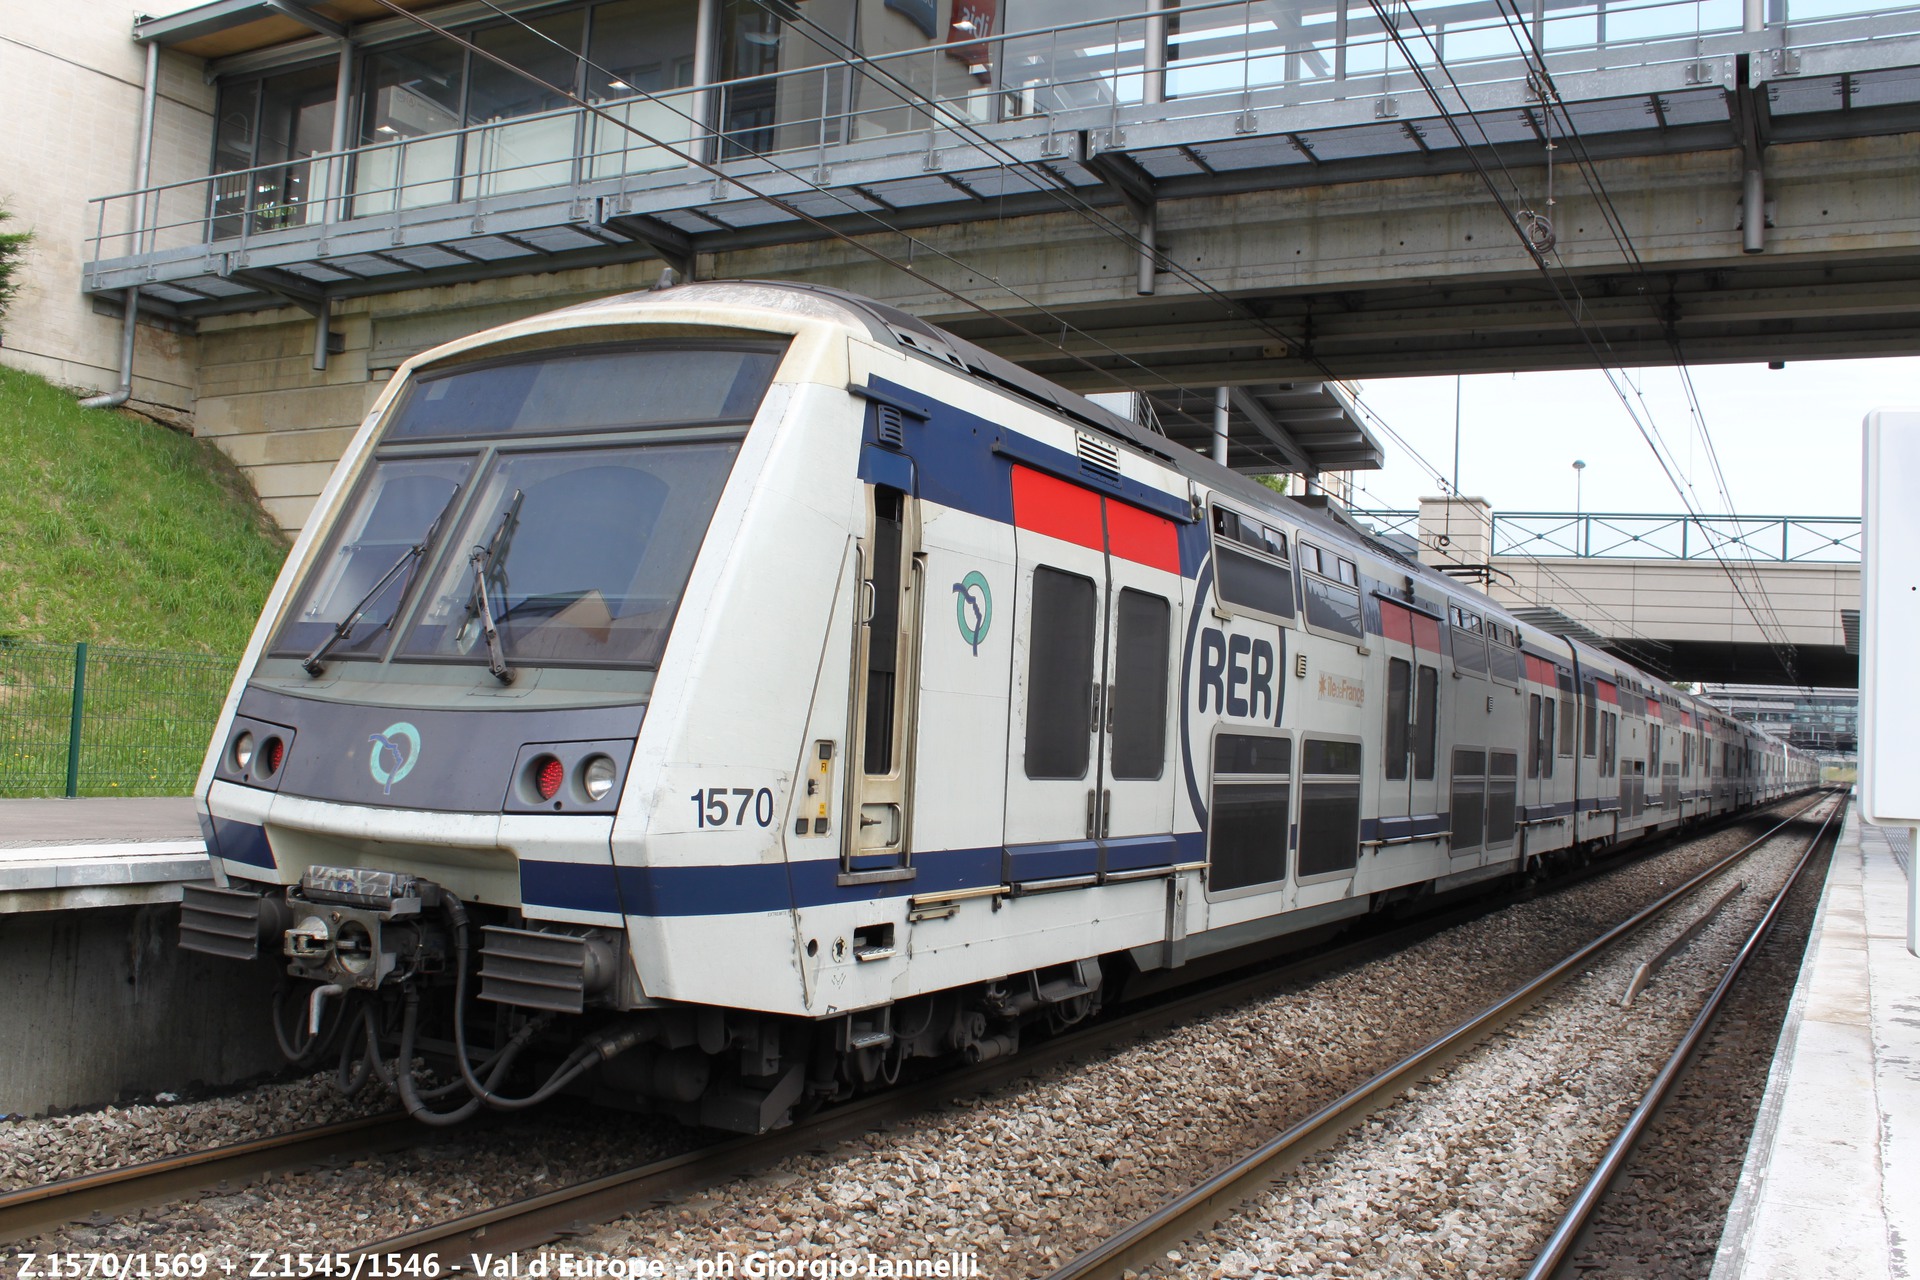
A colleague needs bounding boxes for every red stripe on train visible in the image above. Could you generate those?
[1010,465,1178,574]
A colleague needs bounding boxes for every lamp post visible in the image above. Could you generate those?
[1573,459,1586,556]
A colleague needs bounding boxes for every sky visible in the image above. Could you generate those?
[1336,356,1920,518]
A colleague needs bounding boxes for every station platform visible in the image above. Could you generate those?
[0,796,209,913]
[1712,803,1920,1280]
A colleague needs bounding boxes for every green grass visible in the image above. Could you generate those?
[0,363,288,652]
[0,365,290,795]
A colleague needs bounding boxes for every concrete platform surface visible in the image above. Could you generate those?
[0,797,208,913]
[1712,804,1920,1280]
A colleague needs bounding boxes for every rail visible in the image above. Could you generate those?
[83,0,1920,274]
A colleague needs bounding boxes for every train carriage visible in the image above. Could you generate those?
[179,281,1816,1131]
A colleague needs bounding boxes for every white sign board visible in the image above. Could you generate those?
[1861,409,1920,827]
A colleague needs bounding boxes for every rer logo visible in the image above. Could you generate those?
[1196,627,1279,721]
[368,722,422,796]
[952,571,992,655]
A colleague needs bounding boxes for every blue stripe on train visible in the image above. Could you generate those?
[522,831,1206,917]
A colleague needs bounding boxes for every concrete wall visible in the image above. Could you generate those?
[0,903,285,1115]
[0,1,211,414]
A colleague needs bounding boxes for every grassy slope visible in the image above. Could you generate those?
[0,364,288,652]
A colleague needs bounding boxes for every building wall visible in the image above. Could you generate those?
[0,2,210,413]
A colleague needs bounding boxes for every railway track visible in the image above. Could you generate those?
[1038,791,1841,1280]
[3,799,1817,1263]
[0,1112,419,1246]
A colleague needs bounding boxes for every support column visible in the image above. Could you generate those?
[326,38,354,223]
[1743,165,1766,254]
[81,41,158,411]
[1212,387,1230,466]
[691,0,721,165]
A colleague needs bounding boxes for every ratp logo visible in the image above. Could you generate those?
[368,722,421,795]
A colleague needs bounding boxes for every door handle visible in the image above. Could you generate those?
[1105,682,1116,734]
[1086,789,1098,839]
[1090,681,1102,735]
[1101,789,1112,839]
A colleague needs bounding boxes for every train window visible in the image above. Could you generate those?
[1452,614,1488,678]
[1299,738,1361,878]
[386,342,787,440]
[399,441,737,668]
[1414,665,1439,780]
[1487,751,1518,846]
[1208,734,1291,894]
[1541,699,1555,779]
[1024,567,1098,780]
[1335,557,1358,586]
[1298,541,1362,640]
[1451,748,1486,851]
[1527,695,1542,779]
[1558,692,1575,756]
[1583,686,1599,757]
[1212,504,1295,622]
[272,455,474,660]
[862,487,906,776]
[1111,589,1172,780]
[1385,659,1412,781]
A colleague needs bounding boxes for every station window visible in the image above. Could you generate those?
[1208,733,1292,893]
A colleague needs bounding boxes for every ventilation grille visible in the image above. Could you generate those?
[874,404,905,448]
[1076,432,1121,486]
[179,883,262,960]
[480,925,595,1014]
[1842,608,1859,655]
[889,324,968,369]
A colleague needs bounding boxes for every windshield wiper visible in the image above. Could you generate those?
[302,499,456,677]
[465,490,522,685]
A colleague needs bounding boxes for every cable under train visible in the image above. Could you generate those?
[179,280,1820,1131]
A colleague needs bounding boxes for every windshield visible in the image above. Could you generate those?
[272,456,473,659]
[399,441,738,669]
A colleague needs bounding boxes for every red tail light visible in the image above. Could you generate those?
[535,756,565,801]
[262,737,285,775]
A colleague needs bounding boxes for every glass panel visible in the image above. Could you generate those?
[1454,629,1488,676]
[863,487,905,775]
[252,65,338,232]
[1024,566,1097,780]
[585,0,700,179]
[718,0,854,157]
[1299,778,1359,876]
[272,456,473,658]
[1111,589,1170,780]
[355,41,465,214]
[1489,641,1520,682]
[210,80,260,240]
[1490,751,1518,778]
[1216,546,1295,618]
[1559,694,1575,755]
[1584,689,1599,756]
[1487,778,1517,845]
[1528,694,1541,778]
[1304,738,1362,775]
[846,0,969,143]
[388,344,784,440]
[1453,747,1485,776]
[1002,0,1150,119]
[1302,576,1362,638]
[1451,777,1484,850]
[1208,781,1289,892]
[1385,658,1410,781]
[464,12,585,197]
[1542,699,1555,778]
[1215,733,1291,776]
[1414,665,1438,780]
[402,442,738,668]
[1167,0,1334,102]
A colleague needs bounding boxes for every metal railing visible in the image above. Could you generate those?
[82,0,1920,269]
[0,640,235,798]
[1348,509,1862,561]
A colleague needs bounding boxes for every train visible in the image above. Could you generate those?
[178,280,1819,1131]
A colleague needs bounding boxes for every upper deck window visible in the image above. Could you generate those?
[386,342,786,441]
[1211,505,1294,621]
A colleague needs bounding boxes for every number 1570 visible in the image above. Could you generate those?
[690,786,775,828]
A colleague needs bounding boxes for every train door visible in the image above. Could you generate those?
[847,483,923,872]
[1004,466,1180,865]
[1377,600,1442,833]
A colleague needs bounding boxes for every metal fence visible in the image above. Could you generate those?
[0,640,237,798]
[1347,510,1863,562]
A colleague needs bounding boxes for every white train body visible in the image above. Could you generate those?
[182,282,1819,1130]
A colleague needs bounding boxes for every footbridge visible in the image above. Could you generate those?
[87,0,1920,393]
[1356,499,1861,685]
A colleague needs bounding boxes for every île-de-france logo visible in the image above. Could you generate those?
[952,571,992,655]
[367,722,421,795]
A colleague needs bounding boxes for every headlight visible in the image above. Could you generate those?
[232,731,256,771]
[582,755,618,801]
